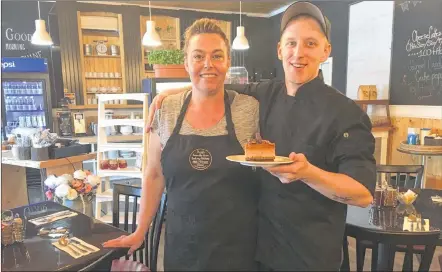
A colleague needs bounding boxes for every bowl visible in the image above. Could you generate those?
[120,126,133,135]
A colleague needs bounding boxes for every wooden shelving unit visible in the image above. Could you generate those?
[77,11,127,106]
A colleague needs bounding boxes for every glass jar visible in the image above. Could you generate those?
[383,186,398,207]
[118,159,127,169]
[100,160,109,170]
[109,160,118,170]
[373,186,384,207]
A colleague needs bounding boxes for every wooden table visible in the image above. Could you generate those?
[1,151,96,210]
[345,189,442,270]
[1,201,127,271]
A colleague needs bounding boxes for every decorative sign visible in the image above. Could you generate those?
[390,1,442,105]
[1,57,48,73]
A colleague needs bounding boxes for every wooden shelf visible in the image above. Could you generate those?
[84,55,120,58]
[85,77,122,80]
[81,29,120,37]
[372,126,394,132]
[68,104,143,110]
[86,92,123,94]
[354,99,389,105]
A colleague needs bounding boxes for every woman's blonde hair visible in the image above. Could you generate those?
[183,18,231,57]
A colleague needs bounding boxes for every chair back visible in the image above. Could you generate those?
[376,165,423,188]
[111,260,150,271]
[112,183,167,271]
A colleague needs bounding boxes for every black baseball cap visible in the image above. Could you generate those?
[280,1,331,41]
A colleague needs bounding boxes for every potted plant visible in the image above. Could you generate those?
[147,49,189,78]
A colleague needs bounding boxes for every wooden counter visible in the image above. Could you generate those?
[68,104,143,110]
[2,152,96,169]
[72,134,143,144]
[1,151,96,210]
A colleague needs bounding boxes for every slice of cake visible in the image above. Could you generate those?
[245,139,276,161]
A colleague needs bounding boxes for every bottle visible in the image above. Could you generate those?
[12,216,24,243]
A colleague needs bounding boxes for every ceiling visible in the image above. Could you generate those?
[82,1,295,17]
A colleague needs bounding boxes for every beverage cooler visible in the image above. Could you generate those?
[142,78,192,105]
[1,58,53,138]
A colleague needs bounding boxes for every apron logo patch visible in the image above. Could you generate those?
[189,149,212,171]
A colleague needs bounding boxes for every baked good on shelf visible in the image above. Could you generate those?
[245,139,276,161]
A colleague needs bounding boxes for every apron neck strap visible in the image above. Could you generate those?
[171,90,236,139]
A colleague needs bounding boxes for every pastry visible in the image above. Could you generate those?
[244,139,276,161]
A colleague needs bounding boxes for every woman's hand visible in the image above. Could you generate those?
[145,94,166,132]
[102,232,144,255]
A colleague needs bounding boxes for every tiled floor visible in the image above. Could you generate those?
[154,228,442,271]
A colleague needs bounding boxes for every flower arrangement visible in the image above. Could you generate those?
[44,170,100,205]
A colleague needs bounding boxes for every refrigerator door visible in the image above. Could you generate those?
[142,78,191,106]
[1,58,52,138]
[2,79,50,136]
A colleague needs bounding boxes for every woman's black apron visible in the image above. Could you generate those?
[161,91,258,271]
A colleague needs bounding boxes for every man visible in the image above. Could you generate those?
[148,2,376,270]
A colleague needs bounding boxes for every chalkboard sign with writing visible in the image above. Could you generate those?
[390,1,442,105]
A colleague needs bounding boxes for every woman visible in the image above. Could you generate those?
[103,18,260,271]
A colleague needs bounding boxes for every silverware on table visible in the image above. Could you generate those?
[70,239,95,252]
[68,241,88,254]
[58,235,80,257]
[33,211,73,224]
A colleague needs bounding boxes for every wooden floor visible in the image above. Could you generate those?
[155,229,442,271]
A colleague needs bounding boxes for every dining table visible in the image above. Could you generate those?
[1,201,127,271]
[346,189,442,270]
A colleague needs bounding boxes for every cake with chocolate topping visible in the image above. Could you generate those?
[245,139,276,161]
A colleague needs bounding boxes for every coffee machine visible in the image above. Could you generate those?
[56,110,73,137]
[55,98,73,137]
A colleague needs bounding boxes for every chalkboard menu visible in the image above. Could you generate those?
[390,1,442,105]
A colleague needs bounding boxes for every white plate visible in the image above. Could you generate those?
[226,155,293,167]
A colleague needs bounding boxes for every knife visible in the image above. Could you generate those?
[71,239,96,252]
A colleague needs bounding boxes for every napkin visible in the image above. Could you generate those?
[28,211,78,226]
[403,216,430,232]
[52,237,100,259]
[431,195,442,203]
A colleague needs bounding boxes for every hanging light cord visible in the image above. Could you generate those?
[38,1,41,19]
[149,1,152,21]
[240,1,242,27]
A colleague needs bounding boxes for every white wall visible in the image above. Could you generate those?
[347,1,394,100]
[346,1,442,119]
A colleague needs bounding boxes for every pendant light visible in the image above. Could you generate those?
[31,1,53,46]
[232,1,249,50]
[142,1,162,47]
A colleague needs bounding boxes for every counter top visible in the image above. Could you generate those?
[68,104,143,110]
[71,134,143,144]
[1,151,96,169]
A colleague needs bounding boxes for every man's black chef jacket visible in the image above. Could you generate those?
[232,75,376,270]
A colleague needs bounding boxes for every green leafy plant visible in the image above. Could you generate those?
[147,49,184,65]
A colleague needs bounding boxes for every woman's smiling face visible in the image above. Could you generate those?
[185,33,230,95]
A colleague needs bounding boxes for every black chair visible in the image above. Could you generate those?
[341,235,350,271]
[78,251,116,271]
[376,165,424,189]
[356,165,425,271]
[348,226,439,271]
[112,183,167,271]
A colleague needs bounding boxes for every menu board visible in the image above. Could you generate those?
[389,1,442,105]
